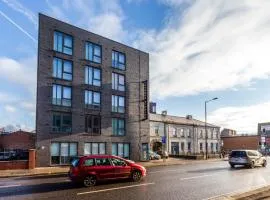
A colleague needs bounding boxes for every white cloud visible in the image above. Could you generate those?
[1,0,38,28]
[208,101,270,134]
[0,56,37,94]
[4,105,16,113]
[133,0,270,98]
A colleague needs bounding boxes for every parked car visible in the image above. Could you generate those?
[149,150,161,160]
[229,150,267,168]
[69,155,147,187]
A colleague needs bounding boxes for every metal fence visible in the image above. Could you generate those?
[0,149,29,161]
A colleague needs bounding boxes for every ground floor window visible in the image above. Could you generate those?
[199,143,203,151]
[51,142,77,165]
[84,142,106,155]
[171,142,179,155]
[112,143,130,159]
[181,142,185,152]
[187,142,191,152]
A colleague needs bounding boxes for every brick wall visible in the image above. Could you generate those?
[0,131,35,150]
[222,135,259,152]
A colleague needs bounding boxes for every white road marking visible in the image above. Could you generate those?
[180,174,214,180]
[0,184,21,188]
[77,182,155,195]
[149,169,184,174]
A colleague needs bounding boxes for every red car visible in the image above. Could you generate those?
[69,155,147,187]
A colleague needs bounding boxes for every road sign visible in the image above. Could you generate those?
[161,136,166,144]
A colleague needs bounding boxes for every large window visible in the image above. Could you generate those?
[112,118,125,136]
[53,31,73,55]
[51,142,77,165]
[85,42,101,63]
[112,95,125,113]
[85,115,101,135]
[181,142,185,152]
[112,51,125,70]
[53,58,72,81]
[112,73,125,91]
[200,143,203,151]
[112,143,130,159]
[52,113,72,133]
[85,90,101,107]
[52,84,72,107]
[187,142,191,152]
[85,66,101,86]
[84,142,106,155]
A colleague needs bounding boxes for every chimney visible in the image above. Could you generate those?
[186,115,192,120]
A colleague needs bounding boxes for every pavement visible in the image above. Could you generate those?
[0,157,226,178]
[1,158,270,200]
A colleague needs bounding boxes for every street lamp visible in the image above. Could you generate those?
[205,97,218,160]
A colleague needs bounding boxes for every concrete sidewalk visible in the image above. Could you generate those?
[0,157,225,178]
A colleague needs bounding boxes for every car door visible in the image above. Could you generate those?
[111,158,131,178]
[81,158,96,176]
[95,157,115,180]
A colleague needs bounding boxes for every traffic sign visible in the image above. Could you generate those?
[161,136,166,144]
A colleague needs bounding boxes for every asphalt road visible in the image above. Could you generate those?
[1,159,270,200]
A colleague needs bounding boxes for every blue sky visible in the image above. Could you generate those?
[1,0,270,133]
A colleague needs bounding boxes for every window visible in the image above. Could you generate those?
[180,129,185,137]
[85,66,101,86]
[211,143,214,152]
[85,42,101,63]
[112,118,125,136]
[52,113,72,133]
[171,127,177,137]
[96,158,111,166]
[50,142,77,165]
[181,142,185,152]
[52,84,72,107]
[112,143,130,159]
[84,158,95,166]
[85,90,101,107]
[111,158,126,166]
[200,143,203,151]
[216,143,219,152]
[188,142,191,151]
[112,73,125,91]
[84,143,106,155]
[112,95,125,113]
[154,127,159,136]
[112,51,125,70]
[53,58,72,81]
[200,130,203,138]
[53,31,73,55]
[85,115,101,135]
[187,129,191,137]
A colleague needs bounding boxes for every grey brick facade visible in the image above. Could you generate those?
[36,14,149,167]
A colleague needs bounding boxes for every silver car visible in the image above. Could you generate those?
[229,150,267,168]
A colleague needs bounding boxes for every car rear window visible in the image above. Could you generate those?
[230,151,247,157]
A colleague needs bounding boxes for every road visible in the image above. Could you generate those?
[1,159,270,200]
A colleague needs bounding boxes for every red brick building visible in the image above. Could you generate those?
[0,130,35,150]
[221,135,259,152]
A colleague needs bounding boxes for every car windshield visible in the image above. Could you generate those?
[230,151,247,157]
[71,159,79,167]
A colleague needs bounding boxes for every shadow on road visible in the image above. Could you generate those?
[0,178,136,198]
[15,173,68,180]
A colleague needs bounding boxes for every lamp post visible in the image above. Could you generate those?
[205,97,218,160]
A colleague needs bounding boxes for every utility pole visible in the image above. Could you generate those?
[205,97,218,160]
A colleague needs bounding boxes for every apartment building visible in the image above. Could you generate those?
[36,14,149,167]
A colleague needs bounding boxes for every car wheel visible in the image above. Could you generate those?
[83,175,97,187]
[262,160,267,167]
[131,171,142,182]
[230,164,235,168]
[250,161,255,169]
